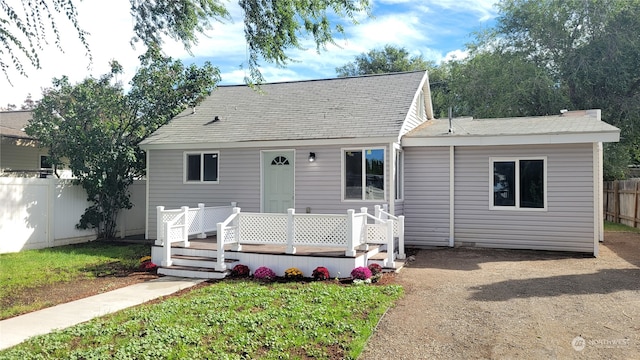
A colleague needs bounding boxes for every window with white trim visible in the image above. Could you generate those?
[395,150,403,200]
[185,152,219,183]
[491,157,546,209]
[344,148,385,200]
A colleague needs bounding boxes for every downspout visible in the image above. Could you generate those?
[593,142,603,256]
[449,145,455,247]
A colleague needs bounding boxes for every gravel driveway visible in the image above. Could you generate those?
[360,231,640,359]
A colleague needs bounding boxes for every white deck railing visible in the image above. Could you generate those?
[156,204,404,270]
[374,205,406,259]
[156,203,236,266]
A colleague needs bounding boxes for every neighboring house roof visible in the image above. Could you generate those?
[403,109,620,146]
[140,71,431,149]
[0,110,33,140]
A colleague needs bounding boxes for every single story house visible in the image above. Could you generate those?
[140,71,620,255]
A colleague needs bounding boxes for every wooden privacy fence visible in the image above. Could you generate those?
[604,179,640,228]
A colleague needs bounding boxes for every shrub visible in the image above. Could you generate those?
[231,264,250,277]
[350,266,372,280]
[312,266,330,281]
[140,261,157,272]
[253,266,276,281]
[139,256,152,264]
[368,263,383,276]
[284,267,304,280]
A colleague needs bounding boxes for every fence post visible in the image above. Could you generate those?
[286,208,296,254]
[634,182,639,228]
[181,206,190,247]
[614,181,620,223]
[156,206,165,245]
[162,221,172,267]
[197,203,206,239]
[397,215,406,259]
[345,209,357,256]
[386,219,395,268]
[216,221,227,271]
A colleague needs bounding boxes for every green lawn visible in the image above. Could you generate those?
[0,280,403,360]
[0,241,150,319]
[604,220,640,233]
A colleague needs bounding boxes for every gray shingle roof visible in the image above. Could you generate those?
[0,110,33,139]
[141,71,427,147]
[405,110,620,139]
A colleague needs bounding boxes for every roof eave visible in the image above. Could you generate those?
[140,136,399,151]
[401,130,621,147]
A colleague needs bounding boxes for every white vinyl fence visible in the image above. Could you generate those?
[0,178,146,253]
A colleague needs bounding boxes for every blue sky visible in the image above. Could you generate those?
[2,0,498,107]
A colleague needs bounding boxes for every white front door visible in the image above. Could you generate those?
[262,150,295,213]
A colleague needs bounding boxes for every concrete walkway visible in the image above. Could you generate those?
[0,276,204,350]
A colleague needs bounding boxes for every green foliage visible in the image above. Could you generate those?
[604,221,640,233]
[336,44,430,77]
[437,0,640,179]
[26,47,219,239]
[2,0,371,84]
[0,0,90,82]
[0,281,403,359]
[0,242,149,319]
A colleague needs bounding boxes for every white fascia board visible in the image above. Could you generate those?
[140,137,398,151]
[401,131,620,147]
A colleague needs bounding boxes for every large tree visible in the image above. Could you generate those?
[25,46,219,239]
[1,0,369,83]
[336,45,429,77]
[438,0,639,179]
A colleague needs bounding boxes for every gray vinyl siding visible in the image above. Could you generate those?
[294,144,390,214]
[148,144,392,239]
[147,148,261,239]
[403,146,451,246]
[0,141,42,172]
[453,143,595,252]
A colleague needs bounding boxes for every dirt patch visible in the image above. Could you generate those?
[359,232,640,359]
[1,271,158,320]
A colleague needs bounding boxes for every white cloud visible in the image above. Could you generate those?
[2,0,499,105]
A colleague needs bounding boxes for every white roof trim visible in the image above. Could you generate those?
[140,136,398,150]
[401,131,620,147]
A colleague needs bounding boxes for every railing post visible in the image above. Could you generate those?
[345,209,357,256]
[162,221,172,267]
[197,203,206,239]
[359,207,369,251]
[181,206,190,247]
[216,221,227,271]
[286,208,296,254]
[386,219,395,268]
[156,206,165,245]
[397,215,406,259]
[374,205,381,218]
[231,207,241,251]
[231,201,237,207]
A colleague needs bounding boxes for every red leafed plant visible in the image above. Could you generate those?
[140,261,157,272]
[312,266,330,281]
[231,264,250,277]
[368,263,383,276]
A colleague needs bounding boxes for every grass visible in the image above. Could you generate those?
[0,280,403,360]
[604,221,640,233]
[0,241,150,319]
